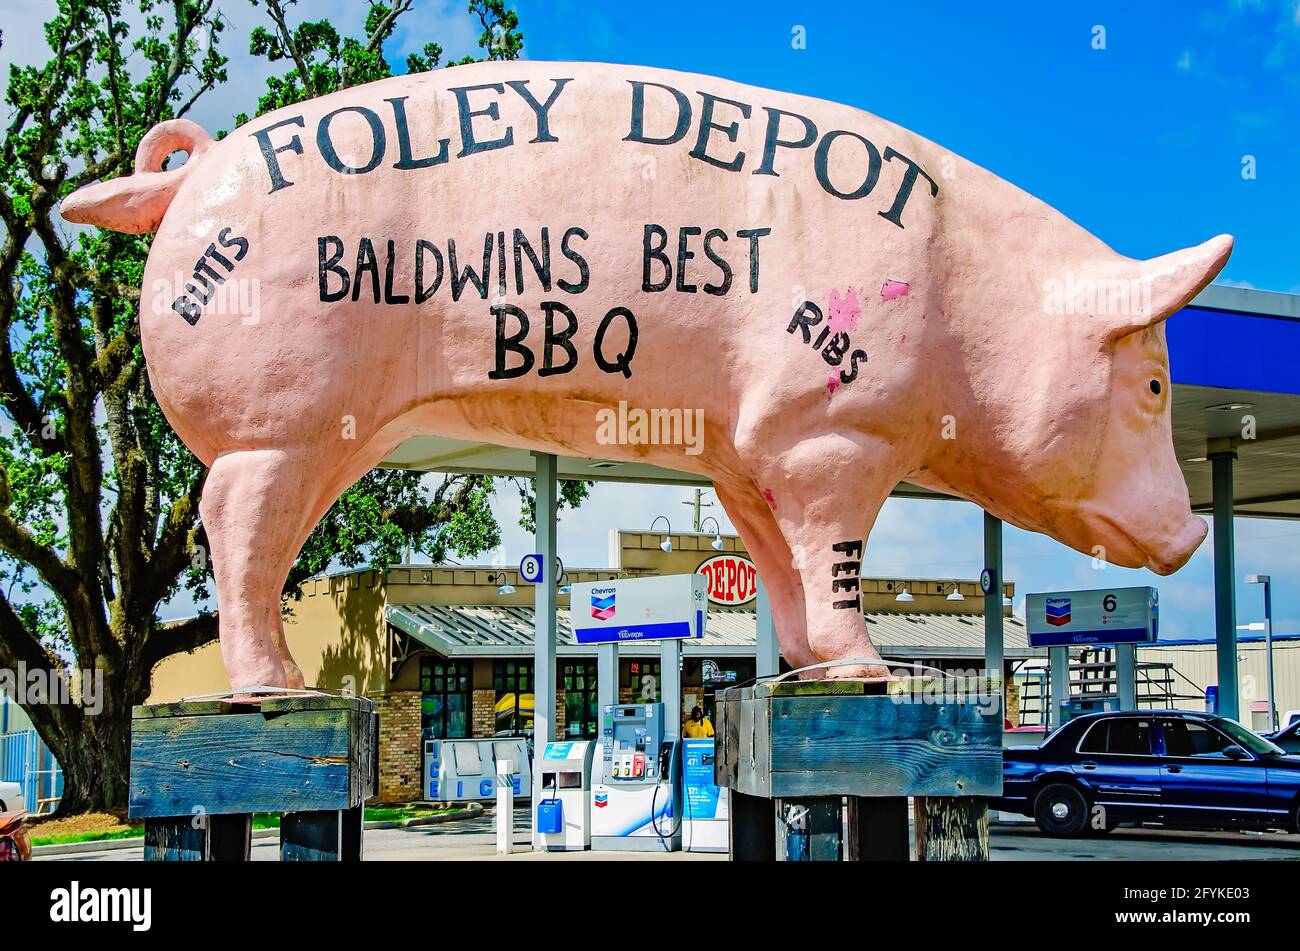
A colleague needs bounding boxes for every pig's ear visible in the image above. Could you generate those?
[1105,234,1233,340]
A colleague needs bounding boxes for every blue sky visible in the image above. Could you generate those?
[504,0,1294,290]
[11,0,1294,642]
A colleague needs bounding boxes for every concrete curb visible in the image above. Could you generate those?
[400,802,484,827]
[34,827,281,858]
[33,804,484,856]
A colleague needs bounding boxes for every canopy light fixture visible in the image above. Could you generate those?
[700,516,725,551]
[651,515,673,552]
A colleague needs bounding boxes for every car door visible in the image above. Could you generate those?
[1071,716,1161,820]
[1155,717,1271,825]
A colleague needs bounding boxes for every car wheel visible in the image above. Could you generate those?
[1291,801,1300,836]
[1033,782,1090,837]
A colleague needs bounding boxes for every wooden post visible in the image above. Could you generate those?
[914,796,990,861]
[143,813,252,861]
[776,797,842,861]
[143,818,209,861]
[281,807,364,861]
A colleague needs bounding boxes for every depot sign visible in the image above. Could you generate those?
[696,553,758,606]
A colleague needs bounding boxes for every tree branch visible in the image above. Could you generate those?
[139,611,218,674]
[0,493,81,607]
[263,0,319,99]
[341,0,414,88]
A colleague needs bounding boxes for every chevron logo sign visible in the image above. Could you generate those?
[591,588,616,620]
[1045,597,1072,627]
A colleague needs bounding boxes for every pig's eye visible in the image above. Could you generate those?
[1149,379,1162,395]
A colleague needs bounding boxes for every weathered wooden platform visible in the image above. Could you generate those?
[715,677,1002,861]
[129,693,377,861]
[715,677,1002,799]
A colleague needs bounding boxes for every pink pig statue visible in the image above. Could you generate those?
[62,62,1230,689]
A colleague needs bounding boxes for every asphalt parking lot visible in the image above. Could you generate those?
[48,808,1300,861]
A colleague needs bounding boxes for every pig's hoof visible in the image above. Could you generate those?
[228,651,289,692]
[826,663,891,680]
[283,660,306,690]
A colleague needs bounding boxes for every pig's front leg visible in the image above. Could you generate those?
[200,448,324,690]
[755,436,897,679]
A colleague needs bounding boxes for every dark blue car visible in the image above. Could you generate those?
[1266,718,1300,755]
[993,711,1300,836]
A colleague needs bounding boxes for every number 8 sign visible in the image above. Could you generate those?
[519,553,544,583]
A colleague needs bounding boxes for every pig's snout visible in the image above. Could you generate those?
[1142,515,1208,575]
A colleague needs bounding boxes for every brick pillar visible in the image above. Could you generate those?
[1004,681,1021,728]
[472,688,496,737]
[372,690,421,802]
[554,688,566,737]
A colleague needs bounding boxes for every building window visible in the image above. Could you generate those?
[623,659,661,703]
[420,659,471,740]
[493,660,534,736]
[561,661,598,738]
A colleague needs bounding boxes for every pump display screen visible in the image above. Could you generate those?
[604,704,666,783]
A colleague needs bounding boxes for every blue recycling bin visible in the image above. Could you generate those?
[536,798,564,835]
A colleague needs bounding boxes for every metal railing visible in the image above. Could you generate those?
[0,729,63,814]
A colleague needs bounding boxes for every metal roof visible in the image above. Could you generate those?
[1146,632,1300,648]
[385,602,1040,660]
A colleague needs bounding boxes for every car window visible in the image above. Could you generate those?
[1161,719,1232,758]
[1210,717,1283,756]
[1078,718,1152,755]
[1078,721,1108,753]
[1106,718,1153,755]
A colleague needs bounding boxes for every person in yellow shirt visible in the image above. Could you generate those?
[682,705,715,739]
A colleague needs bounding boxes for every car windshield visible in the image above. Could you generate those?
[1211,717,1285,756]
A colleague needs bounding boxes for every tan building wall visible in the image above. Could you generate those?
[1140,639,1300,721]
[148,568,389,702]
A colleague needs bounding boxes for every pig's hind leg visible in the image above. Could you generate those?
[714,482,819,670]
[200,447,327,690]
[755,437,896,679]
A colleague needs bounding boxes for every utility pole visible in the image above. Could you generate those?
[1246,574,1276,731]
[683,488,714,532]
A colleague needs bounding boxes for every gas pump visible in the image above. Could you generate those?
[533,740,596,851]
[590,703,682,851]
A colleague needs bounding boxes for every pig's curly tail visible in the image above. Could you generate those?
[60,118,215,235]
